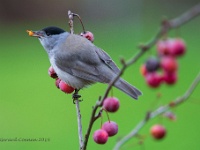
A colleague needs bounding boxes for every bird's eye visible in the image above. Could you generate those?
[46,32,51,36]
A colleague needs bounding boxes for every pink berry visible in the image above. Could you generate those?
[163,72,177,85]
[55,78,61,88]
[58,80,75,94]
[150,124,166,140]
[157,38,186,57]
[169,38,186,57]
[145,72,162,88]
[48,66,58,78]
[103,97,120,113]
[80,31,94,42]
[93,129,108,144]
[102,121,118,137]
[157,39,172,56]
[161,57,178,73]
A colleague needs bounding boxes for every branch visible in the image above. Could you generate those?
[113,71,200,150]
[68,11,84,149]
[83,3,200,150]
[72,90,83,150]
[75,99,83,149]
[68,10,74,34]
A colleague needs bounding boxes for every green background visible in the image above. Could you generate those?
[0,0,200,149]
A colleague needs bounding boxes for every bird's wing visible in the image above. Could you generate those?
[95,48,120,74]
[54,34,115,83]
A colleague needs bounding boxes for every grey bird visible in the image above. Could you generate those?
[28,26,142,99]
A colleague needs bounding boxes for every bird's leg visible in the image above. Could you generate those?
[73,89,82,104]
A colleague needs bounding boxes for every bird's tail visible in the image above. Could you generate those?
[114,78,142,100]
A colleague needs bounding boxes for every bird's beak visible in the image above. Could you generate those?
[26,30,45,38]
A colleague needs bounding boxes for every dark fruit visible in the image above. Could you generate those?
[145,56,160,72]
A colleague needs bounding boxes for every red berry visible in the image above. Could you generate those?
[145,56,160,72]
[163,72,177,85]
[157,39,172,56]
[93,129,108,144]
[58,81,75,94]
[140,64,148,76]
[102,121,118,137]
[161,57,178,73]
[48,66,58,78]
[145,72,162,88]
[103,97,120,113]
[169,38,186,57]
[55,78,61,88]
[157,38,186,57]
[80,31,94,42]
[150,124,166,140]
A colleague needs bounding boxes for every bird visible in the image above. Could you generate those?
[27,26,142,99]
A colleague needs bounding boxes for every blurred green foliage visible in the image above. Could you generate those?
[0,0,200,150]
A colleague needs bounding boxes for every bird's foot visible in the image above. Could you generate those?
[72,89,82,104]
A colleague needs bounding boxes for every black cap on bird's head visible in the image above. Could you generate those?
[27,26,66,37]
[42,26,65,36]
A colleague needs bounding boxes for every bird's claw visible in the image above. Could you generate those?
[73,93,81,99]
[72,89,82,104]
[73,99,83,104]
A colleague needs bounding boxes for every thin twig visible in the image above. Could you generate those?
[113,72,200,150]
[68,11,83,149]
[82,3,200,150]
[75,99,83,149]
[68,10,74,34]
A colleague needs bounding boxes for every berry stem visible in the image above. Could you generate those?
[68,10,86,34]
[72,13,86,33]
[103,108,111,123]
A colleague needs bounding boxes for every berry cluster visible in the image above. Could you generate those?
[93,97,120,144]
[140,38,186,88]
[48,66,75,94]
[47,31,95,93]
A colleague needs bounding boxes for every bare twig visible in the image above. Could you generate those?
[72,90,83,150]
[113,72,200,150]
[68,11,84,149]
[74,94,83,150]
[82,3,200,150]
[75,99,83,149]
[68,10,74,34]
